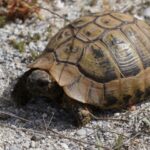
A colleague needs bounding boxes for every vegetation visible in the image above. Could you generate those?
[0,0,40,22]
[10,40,26,53]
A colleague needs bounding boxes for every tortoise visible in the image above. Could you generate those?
[12,0,150,126]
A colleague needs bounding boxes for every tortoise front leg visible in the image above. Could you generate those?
[74,104,92,127]
[62,95,92,127]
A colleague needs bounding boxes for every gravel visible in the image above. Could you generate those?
[0,0,150,150]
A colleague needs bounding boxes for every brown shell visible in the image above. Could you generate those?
[28,11,150,109]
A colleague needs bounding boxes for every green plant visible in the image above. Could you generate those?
[0,15,6,27]
[10,40,26,53]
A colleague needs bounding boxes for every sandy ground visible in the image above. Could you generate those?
[0,0,150,150]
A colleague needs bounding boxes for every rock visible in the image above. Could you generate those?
[37,41,45,52]
[31,135,37,141]
[42,113,48,118]
[40,140,45,144]
[30,141,36,148]
[14,28,20,35]
[29,42,37,50]
[23,141,30,149]
[114,113,120,117]
[76,129,86,137]
[8,145,20,150]
[60,143,69,150]
[143,7,150,18]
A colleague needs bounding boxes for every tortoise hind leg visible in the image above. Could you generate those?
[62,95,92,127]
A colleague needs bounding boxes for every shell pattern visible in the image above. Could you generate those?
[29,11,150,109]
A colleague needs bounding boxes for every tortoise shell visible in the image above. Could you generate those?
[28,11,150,109]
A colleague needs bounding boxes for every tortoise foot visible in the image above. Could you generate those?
[75,108,92,127]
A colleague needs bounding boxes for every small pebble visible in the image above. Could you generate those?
[40,140,45,144]
[31,136,37,141]
[42,113,48,118]
[8,145,20,150]
[76,129,86,136]
[114,113,120,117]
[23,141,30,149]
[143,7,150,18]
[60,143,69,150]
[30,141,36,148]
[29,42,37,50]
[14,28,20,35]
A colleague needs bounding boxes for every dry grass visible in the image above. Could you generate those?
[0,0,40,20]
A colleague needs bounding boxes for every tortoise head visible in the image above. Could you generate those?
[26,69,63,100]
[26,70,51,97]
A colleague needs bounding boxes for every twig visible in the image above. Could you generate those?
[42,111,55,133]
[112,132,141,150]
[0,111,30,122]
[84,126,128,138]
[90,112,128,122]
[38,6,70,23]
[0,122,110,149]
[47,112,54,127]
[47,128,110,149]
